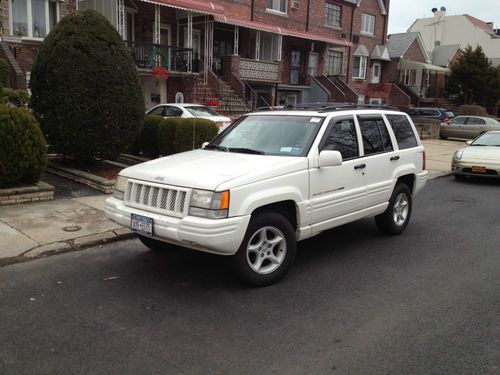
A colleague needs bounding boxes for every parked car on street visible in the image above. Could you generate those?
[440,116,500,139]
[451,131,500,180]
[106,106,428,285]
[407,107,455,124]
[146,103,232,132]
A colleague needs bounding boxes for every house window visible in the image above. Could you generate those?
[11,0,59,38]
[403,69,417,86]
[325,3,341,28]
[361,13,375,35]
[77,0,117,26]
[353,56,367,79]
[267,0,287,14]
[326,50,343,76]
[259,32,281,61]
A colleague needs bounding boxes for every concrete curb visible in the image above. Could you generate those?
[1,229,137,266]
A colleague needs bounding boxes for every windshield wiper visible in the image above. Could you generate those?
[204,144,228,152]
[228,147,264,155]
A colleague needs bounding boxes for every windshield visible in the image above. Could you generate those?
[471,133,500,146]
[185,106,220,117]
[210,115,323,156]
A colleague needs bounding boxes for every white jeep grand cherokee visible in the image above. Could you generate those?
[105,106,428,285]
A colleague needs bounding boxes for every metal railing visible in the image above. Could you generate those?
[124,41,197,72]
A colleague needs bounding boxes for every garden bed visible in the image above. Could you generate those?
[0,182,55,206]
[46,158,128,194]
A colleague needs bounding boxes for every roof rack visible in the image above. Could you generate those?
[255,102,401,112]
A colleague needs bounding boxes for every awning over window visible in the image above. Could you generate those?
[400,59,450,73]
[140,0,224,15]
[353,44,369,57]
[370,45,391,61]
[213,15,353,47]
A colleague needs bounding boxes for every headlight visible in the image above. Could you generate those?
[189,189,229,219]
[113,175,128,200]
[453,151,463,160]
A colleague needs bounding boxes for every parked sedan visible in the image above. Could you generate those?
[146,103,232,132]
[451,131,500,179]
[440,116,500,139]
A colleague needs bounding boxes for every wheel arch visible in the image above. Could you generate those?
[251,200,299,231]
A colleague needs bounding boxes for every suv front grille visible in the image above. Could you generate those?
[124,180,190,218]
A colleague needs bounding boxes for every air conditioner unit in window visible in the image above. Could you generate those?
[352,35,360,44]
[340,32,348,39]
[291,0,300,9]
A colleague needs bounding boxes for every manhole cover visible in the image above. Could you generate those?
[63,225,81,232]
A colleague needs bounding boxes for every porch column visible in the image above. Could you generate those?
[277,34,282,61]
[234,26,239,55]
[256,31,261,61]
[203,17,213,83]
[117,0,125,39]
[153,4,161,45]
[187,13,193,73]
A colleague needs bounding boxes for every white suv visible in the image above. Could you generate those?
[105,106,428,285]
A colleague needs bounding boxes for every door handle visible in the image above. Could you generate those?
[390,156,400,161]
[354,164,366,170]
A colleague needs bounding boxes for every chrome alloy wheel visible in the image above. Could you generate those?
[246,226,287,275]
[393,193,409,226]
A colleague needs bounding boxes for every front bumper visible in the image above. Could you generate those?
[415,170,429,194]
[105,197,251,255]
[452,160,500,178]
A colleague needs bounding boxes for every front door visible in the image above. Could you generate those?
[308,116,367,234]
[160,24,171,69]
[290,50,301,85]
[371,62,381,83]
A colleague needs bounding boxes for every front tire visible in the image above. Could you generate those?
[375,183,412,235]
[232,212,297,286]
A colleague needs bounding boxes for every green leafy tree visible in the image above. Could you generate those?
[447,45,500,108]
[0,58,10,87]
[30,10,144,163]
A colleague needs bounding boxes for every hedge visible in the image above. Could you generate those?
[0,104,47,188]
[132,117,219,157]
[456,104,489,116]
[0,58,9,87]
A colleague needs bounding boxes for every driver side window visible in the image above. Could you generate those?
[321,117,359,160]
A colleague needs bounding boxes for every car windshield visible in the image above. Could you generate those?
[185,106,220,117]
[210,115,323,156]
[471,133,500,146]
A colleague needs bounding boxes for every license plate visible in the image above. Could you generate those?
[131,214,154,236]
[471,166,486,173]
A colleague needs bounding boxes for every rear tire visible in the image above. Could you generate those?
[138,235,171,252]
[231,212,297,286]
[375,183,412,236]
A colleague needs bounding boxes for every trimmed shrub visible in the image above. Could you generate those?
[157,118,178,156]
[0,88,29,107]
[0,104,47,188]
[173,118,219,153]
[0,58,9,87]
[131,115,164,157]
[30,10,144,163]
[456,104,489,116]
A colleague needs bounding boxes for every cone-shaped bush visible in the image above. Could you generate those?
[0,104,47,188]
[30,10,144,163]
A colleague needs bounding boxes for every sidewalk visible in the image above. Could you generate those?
[0,139,466,263]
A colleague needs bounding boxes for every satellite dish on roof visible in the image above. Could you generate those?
[435,40,441,46]
[440,6,446,11]
[432,7,438,13]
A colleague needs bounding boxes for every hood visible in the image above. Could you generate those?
[120,149,307,191]
[462,146,500,162]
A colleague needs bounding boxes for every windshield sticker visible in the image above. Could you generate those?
[280,147,293,153]
[310,117,321,123]
[291,147,301,154]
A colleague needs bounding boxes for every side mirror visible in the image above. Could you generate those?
[465,140,473,145]
[201,142,209,149]
[319,150,343,168]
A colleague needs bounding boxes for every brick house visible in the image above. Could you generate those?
[0,0,407,115]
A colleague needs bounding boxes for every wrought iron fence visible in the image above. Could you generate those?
[124,41,196,72]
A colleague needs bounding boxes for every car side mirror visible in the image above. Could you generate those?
[465,140,473,145]
[201,142,209,149]
[319,150,343,168]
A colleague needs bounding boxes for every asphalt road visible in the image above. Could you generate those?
[1,176,499,375]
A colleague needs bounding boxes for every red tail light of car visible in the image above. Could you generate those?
[442,117,450,123]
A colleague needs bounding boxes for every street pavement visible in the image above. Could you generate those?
[0,139,466,262]
[0,176,499,374]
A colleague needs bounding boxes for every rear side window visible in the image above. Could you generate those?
[357,116,393,155]
[386,115,418,149]
[466,117,485,125]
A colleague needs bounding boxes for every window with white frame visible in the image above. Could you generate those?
[361,13,375,35]
[267,0,287,13]
[326,50,343,76]
[259,32,281,61]
[325,3,341,28]
[11,0,59,38]
[77,0,117,26]
[403,69,417,86]
[352,56,367,79]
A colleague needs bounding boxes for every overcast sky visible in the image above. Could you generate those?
[387,0,500,34]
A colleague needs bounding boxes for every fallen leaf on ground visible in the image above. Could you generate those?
[103,276,120,281]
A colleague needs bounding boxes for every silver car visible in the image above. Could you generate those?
[451,131,500,179]
[440,116,500,139]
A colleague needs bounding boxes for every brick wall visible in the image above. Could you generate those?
[401,39,427,62]
[0,0,9,36]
